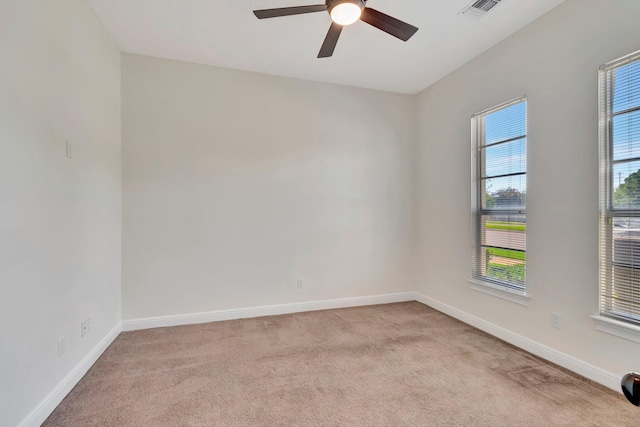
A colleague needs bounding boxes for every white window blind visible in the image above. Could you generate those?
[472,97,527,292]
[599,50,640,325]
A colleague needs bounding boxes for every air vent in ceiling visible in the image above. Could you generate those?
[459,0,502,17]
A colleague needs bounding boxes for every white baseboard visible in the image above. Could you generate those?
[122,292,417,332]
[414,292,622,392]
[18,323,122,427]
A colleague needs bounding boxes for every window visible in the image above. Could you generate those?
[599,51,640,328]
[472,97,527,294]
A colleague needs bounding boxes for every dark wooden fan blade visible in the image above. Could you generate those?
[254,5,326,19]
[318,22,343,58]
[360,8,418,41]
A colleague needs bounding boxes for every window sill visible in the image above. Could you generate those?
[468,279,529,306]
[591,315,640,344]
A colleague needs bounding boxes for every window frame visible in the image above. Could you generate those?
[471,96,528,300]
[597,50,640,335]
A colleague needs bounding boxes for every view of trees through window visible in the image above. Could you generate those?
[485,187,526,208]
[614,169,640,208]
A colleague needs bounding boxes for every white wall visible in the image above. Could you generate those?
[0,1,121,426]
[416,0,640,379]
[122,54,416,320]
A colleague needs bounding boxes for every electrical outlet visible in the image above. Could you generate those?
[81,319,89,337]
[297,278,303,289]
[551,312,562,329]
[57,337,64,357]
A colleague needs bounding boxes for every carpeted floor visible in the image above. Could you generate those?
[43,302,637,426]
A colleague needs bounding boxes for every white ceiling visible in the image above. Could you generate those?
[86,0,565,94]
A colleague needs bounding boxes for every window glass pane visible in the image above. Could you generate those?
[612,109,640,161]
[484,102,527,146]
[479,214,526,287]
[482,137,526,178]
[482,175,526,209]
[480,214,526,251]
[612,160,640,209]
[613,60,640,114]
[480,247,526,288]
[610,217,640,319]
[613,217,640,268]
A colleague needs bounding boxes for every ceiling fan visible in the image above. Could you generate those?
[253,0,419,58]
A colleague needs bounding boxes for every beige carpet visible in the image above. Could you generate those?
[43,302,637,426]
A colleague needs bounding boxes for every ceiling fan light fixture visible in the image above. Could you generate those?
[328,0,364,26]
[253,0,418,59]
